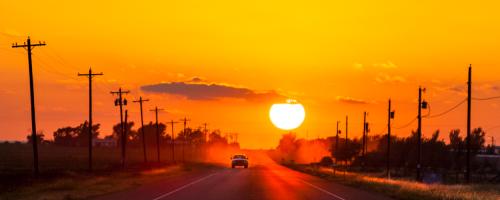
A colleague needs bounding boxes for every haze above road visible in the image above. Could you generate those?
[96,152,392,200]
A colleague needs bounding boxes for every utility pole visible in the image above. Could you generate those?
[150,107,164,162]
[169,120,179,163]
[334,120,340,175]
[110,88,129,168]
[466,65,472,183]
[345,115,348,178]
[180,117,191,162]
[78,67,103,171]
[202,123,209,143]
[417,87,424,181]
[133,97,149,163]
[362,112,367,167]
[12,37,46,177]
[387,99,394,179]
[123,110,129,168]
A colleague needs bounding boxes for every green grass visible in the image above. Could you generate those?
[287,165,500,200]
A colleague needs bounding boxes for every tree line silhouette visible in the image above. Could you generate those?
[276,127,497,182]
[26,121,237,148]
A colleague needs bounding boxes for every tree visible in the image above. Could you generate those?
[319,156,333,166]
[75,121,100,146]
[332,138,361,162]
[135,122,167,147]
[53,127,79,146]
[27,131,45,144]
[112,121,137,146]
[470,127,486,154]
[277,133,297,154]
[52,121,100,146]
[187,128,205,144]
[208,129,228,144]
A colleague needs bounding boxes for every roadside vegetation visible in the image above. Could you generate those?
[1,163,220,200]
[269,130,499,200]
[270,130,498,184]
[0,120,240,199]
[286,164,499,200]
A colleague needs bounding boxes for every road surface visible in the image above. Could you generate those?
[95,153,392,200]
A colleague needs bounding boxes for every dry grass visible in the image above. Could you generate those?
[0,163,218,200]
[289,165,500,200]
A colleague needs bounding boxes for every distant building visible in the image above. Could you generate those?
[92,137,117,147]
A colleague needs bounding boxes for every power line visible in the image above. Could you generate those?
[393,117,417,129]
[426,98,467,118]
[472,95,500,101]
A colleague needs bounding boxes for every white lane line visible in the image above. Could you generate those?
[299,180,346,200]
[152,173,218,200]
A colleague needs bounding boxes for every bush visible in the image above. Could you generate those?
[319,156,333,167]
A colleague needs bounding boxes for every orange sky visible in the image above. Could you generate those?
[1,1,499,148]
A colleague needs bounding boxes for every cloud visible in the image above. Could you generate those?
[373,61,397,69]
[336,96,369,104]
[141,81,285,101]
[189,76,207,83]
[375,73,406,84]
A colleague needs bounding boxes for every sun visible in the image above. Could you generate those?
[269,99,305,130]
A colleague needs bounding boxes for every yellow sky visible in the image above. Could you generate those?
[1,0,500,148]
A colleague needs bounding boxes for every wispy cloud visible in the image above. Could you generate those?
[336,96,369,104]
[373,61,397,69]
[141,78,285,101]
[375,73,406,84]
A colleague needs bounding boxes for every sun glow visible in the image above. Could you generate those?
[269,100,305,130]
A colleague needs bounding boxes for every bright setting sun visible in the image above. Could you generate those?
[269,99,305,130]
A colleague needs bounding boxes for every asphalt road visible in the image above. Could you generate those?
[95,153,392,200]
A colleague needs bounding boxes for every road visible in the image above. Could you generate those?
[95,152,392,200]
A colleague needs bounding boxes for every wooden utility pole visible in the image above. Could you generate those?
[169,120,179,163]
[362,112,367,166]
[202,123,209,143]
[110,88,129,168]
[334,120,340,175]
[133,97,149,163]
[345,115,348,178]
[466,65,472,183]
[387,99,393,179]
[417,87,423,181]
[12,37,46,177]
[150,107,164,162]
[180,117,191,162]
[78,67,103,171]
[123,110,129,168]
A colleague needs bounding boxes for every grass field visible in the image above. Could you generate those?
[0,143,212,192]
[0,143,230,199]
[0,143,205,174]
[1,162,220,200]
[287,164,500,200]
